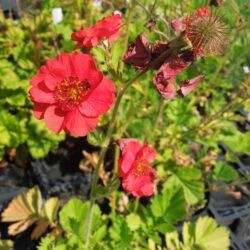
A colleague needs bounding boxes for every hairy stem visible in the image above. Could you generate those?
[84,38,185,247]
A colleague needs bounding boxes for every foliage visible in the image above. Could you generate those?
[1,187,59,239]
[165,216,230,250]
[0,0,249,249]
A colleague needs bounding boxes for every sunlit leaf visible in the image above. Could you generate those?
[0,240,13,250]
[126,213,141,231]
[164,168,204,205]
[1,187,60,238]
[212,161,239,181]
[44,197,60,223]
[165,216,230,250]
[194,217,230,250]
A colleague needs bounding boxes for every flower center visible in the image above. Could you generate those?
[54,76,91,111]
[135,159,149,176]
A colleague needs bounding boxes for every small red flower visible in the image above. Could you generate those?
[29,52,115,136]
[71,14,122,50]
[117,139,156,197]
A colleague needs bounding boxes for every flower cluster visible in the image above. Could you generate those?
[117,139,156,197]
[29,7,227,198]
[71,14,122,51]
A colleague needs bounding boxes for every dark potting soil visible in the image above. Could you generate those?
[0,135,250,250]
[0,136,99,250]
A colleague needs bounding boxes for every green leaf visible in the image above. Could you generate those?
[164,168,204,205]
[87,128,105,147]
[38,236,55,250]
[59,198,101,240]
[165,216,230,250]
[109,214,133,248]
[194,217,230,250]
[59,198,89,238]
[94,177,120,199]
[165,230,181,250]
[27,117,65,159]
[0,111,28,147]
[0,240,13,250]
[150,187,186,232]
[126,213,141,231]
[212,162,239,181]
[220,129,250,155]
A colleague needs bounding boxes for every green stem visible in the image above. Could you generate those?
[119,0,134,74]
[84,38,186,247]
[151,96,165,144]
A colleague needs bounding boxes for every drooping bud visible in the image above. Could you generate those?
[185,7,228,56]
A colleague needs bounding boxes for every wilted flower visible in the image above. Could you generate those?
[177,75,205,97]
[154,50,199,99]
[71,14,122,50]
[117,139,156,197]
[29,52,115,136]
[122,33,151,70]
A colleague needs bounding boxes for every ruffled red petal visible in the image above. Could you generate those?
[44,105,65,133]
[65,109,98,136]
[79,76,115,117]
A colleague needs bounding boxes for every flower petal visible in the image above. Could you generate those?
[79,76,115,117]
[71,53,103,85]
[44,105,65,133]
[33,103,49,119]
[29,82,55,104]
[118,141,142,177]
[65,109,98,136]
[178,75,204,96]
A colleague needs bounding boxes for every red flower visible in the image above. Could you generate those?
[29,52,115,136]
[71,14,121,50]
[117,139,156,197]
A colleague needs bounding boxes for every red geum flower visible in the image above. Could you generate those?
[117,139,156,197]
[71,14,122,50]
[29,52,115,136]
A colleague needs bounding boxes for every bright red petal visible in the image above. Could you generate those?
[44,105,65,133]
[65,109,98,136]
[33,103,49,119]
[29,83,55,104]
[79,76,115,117]
[119,141,142,177]
[71,53,103,85]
